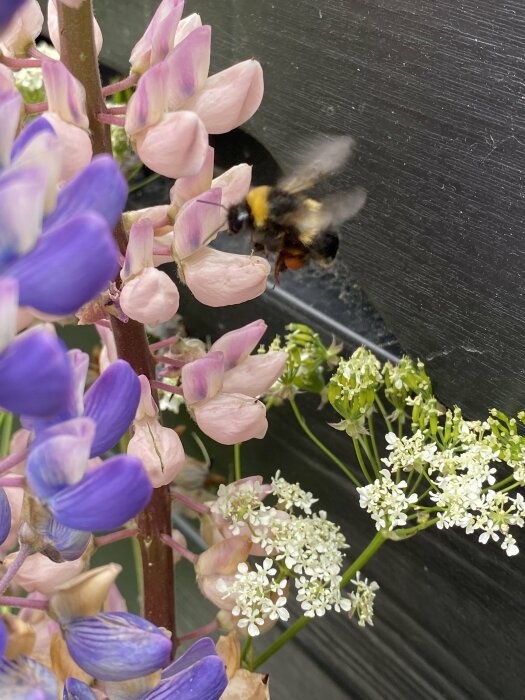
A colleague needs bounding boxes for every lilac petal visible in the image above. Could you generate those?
[143,656,227,700]
[9,212,119,315]
[83,360,141,457]
[0,166,47,270]
[44,155,127,231]
[0,619,7,657]
[0,655,58,699]
[37,515,91,563]
[172,188,223,260]
[210,319,267,370]
[64,612,171,681]
[48,455,152,531]
[0,90,22,167]
[63,677,97,699]
[0,330,71,418]
[162,637,217,678]
[0,276,18,353]
[165,26,211,107]
[181,351,224,405]
[0,488,12,546]
[27,417,95,498]
[0,0,29,32]
[11,116,55,162]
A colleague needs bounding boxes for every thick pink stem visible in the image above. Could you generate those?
[0,595,47,610]
[0,544,31,595]
[151,380,184,395]
[161,534,198,564]
[177,619,219,643]
[97,113,125,127]
[0,449,28,476]
[95,527,139,547]
[102,73,138,96]
[171,490,210,515]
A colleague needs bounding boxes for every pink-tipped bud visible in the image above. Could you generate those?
[210,320,267,371]
[128,418,185,487]
[164,26,211,109]
[172,188,223,260]
[182,352,224,405]
[169,145,214,213]
[130,0,185,74]
[42,60,89,130]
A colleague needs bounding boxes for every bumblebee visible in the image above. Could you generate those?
[227,136,366,279]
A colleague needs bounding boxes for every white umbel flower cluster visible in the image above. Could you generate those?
[214,472,352,633]
[357,469,418,531]
[347,572,379,626]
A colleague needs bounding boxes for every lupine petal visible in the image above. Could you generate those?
[0,330,71,418]
[9,212,118,315]
[193,392,268,444]
[35,514,91,562]
[210,320,267,370]
[83,360,141,457]
[189,59,264,134]
[120,268,180,326]
[165,26,211,108]
[182,247,270,307]
[162,637,218,678]
[0,90,22,167]
[173,13,203,46]
[127,419,185,487]
[6,551,84,594]
[0,619,7,657]
[0,166,47,268]
[10,115,55,161]
[121,219,154,279]
[0,0,30,34]
[48,455,152,531]
[42,59,88,129]
[172,188,223,260]
[135,111,208,179]
[0,0,43,56]
[0,655,58,699]
[44,155,128,232]
[181,351,224,405]
[64,612,171,681]
[130,0,184,74]
[222,352,288,396]
[144,656,227,700]
[211,163,252,208]
[149,0,184,67]
[0,277,18,352]
[0,489,11,546]
[41,113,92,181]
[63,677,97,700]
[27,417,95,498]
[125,61,168,136]
[169,145,214,212]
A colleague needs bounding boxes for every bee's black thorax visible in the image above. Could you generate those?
[227,202,253,234]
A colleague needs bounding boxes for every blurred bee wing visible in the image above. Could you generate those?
[319,187,367,228]
[277,135,355,194]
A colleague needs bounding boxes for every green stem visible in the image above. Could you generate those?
[128,172,161,193]
[289,398,361,488]
[366,416,381,476]
[488,475,514,492]
[234,443,242,481]
[353,438,372,483]
[252,532,386,670]
[0,413,13,457]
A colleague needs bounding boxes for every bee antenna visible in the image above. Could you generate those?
[196,199,228,212]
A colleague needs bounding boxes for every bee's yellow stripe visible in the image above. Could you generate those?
[246,186,271,227]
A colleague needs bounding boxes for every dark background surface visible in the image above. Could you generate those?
[41,0,525,697]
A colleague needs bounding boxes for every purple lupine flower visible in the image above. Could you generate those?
[0,0,29,33]
[63,677,97,699]
[0,92,127,317]
[0,655,58,699]
[64,612,172,681]
[27,507,92,562]
[0,489,12,547]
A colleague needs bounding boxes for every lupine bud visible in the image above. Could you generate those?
[4,551,85,595]
[172,189,223,261]
[48,0,103,57]
[181,352,224,404]
[63,677,97,699]
[196,536,251,609]
[50,564,122,622]
[193,393,268,445]
[63,612,172,681]
[130,0,184,74]
[0,0,43,56]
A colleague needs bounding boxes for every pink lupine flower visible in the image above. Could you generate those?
[125,22,263,178]
[129,0,184,74]
[210,320,288,398]
[195,535,251,610]
[119,219,180,326]
[0,64,16,93]
[181,352,268,445]
[41,60,92,181]
[4,551,85,595]
[0,0,42,56]
[47,0,103,56]
[127,375,185,487]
